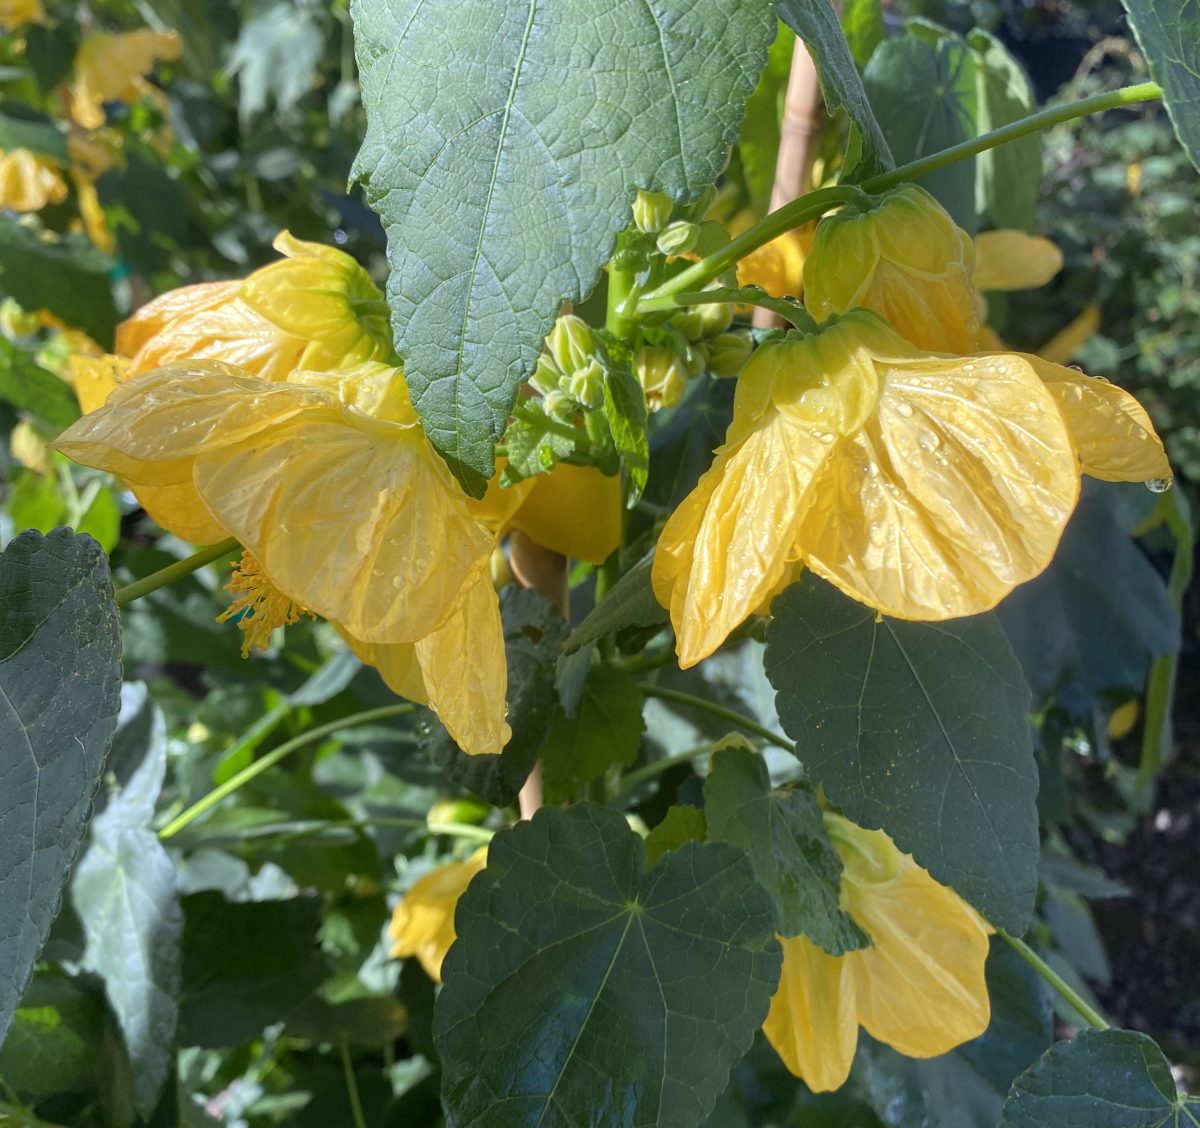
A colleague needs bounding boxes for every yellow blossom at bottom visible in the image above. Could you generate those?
[389,847,488,982]
[764,814,991,1091]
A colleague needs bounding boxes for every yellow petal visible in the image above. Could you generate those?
[1025,356,1170,483]
[507,463,622,564]
[469,467,536,534]
[389,848,488,982]
[70,30,181,129]
[72,172,113,253]
[798,353,1079,619]
[69,353,125,414]
[1038,306,1100,366]
[0,148,67,212]
[10,420,50,476]
[736,226,812,299]
[0,0,44,27]
[763,933,858,1091]
[830,816,992,1059]
[972,231,1062,292]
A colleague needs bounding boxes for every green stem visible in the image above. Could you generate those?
[999,931,1109,1030]
[224,816,494,845]
[114,537,240,608]
[607,261,638,340]
[862,81,1162,195]
[615,744,710,800]
[339,1040,368,1128]
[158,703,414,839]
[639,684,795,753]
[619,648,678,676]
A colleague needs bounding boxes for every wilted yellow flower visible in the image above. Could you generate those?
[55,359,509,754]
[0,0,43,28]
[653,310,1169,667]
[764,814,991,1092]
[736,225,813,299]
[69,30,182,129]
[472,461,622,565]
[0,149,67,212]
[117,231,391,380]
[390,848,487,982]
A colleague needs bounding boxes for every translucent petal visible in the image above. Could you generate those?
[469,470,536,534]
[116,281,240,362]
[507,463,623,564]
[134,482,229,545]
[798,354,1079,619]
[653,412,833,668]
[337,630,428,705]
[763,933,858,1091]
[68,353,124,414]
[1026,356,1170,483]
[972,231,1062,292]
[0,148,66,212]
[831,818,992,1059]
[388,848,488,982]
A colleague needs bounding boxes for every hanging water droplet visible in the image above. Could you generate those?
[895,402,914,418]
[917,429,940,453]
[1145,476,1173,494]
[817,432,835,444]
[866,461,878,477]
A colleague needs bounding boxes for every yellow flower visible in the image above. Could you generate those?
[804,185,980,354]
[68,353,124,414]
[1040,306,1101,366]
[764,814,991,1092]
[54,359,509,754]
[972,229,1063,293]
[0,148,67,212]
[69,30,182,130]
[389,848,487,982]
[0,0,43,28]
[67,131,123,253]
[736,225,814,299]
[472,461,623,565]
[117,231,392,380]
[652,310,1169,667]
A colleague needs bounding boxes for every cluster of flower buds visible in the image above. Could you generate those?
[531,314,608,418]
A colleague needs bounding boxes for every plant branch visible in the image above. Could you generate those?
[339,1040,368,1128]
[999,930,1109,1030]
[114,537,240,607]
[639,684,795,753]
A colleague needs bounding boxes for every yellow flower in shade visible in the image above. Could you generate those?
[764,814,991,1092]
[117,231,392,380]
[652,310,1169,667]
[389,848,487,982]
[472,461,623,565]
[0,0,43,28]
[67,130,123,252]
[736,225,814,299]
[0,149,67,212]
[1040,306,1101,366]
[54,359,510,754]
[804,186,980,354]
[972,229,1063,294]
[69,30,182,129]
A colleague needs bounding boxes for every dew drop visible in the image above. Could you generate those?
[817,432,835,445]
[866,461,879,477]
[917,429,940,453]
[895,402,914,418]
[1145,476,1173,494]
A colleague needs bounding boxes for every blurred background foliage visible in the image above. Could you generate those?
[0,0,1196,1124]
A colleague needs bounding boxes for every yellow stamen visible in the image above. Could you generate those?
[217,551,313,657]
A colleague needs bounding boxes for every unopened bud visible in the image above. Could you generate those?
[0,300,38,339]
[671,307,707,342]
[635,346,688,412]
[547,314,596,376]
[633,189,673,235]
[656,220,699,257]
[698,300,733,337]
[543,388,574,421]
[567,358,605,409]
[531,353,562,396]
[706,331,753,378]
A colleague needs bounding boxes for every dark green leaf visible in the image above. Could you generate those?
[562,550,667,654]
[0,219,117,347]
[499,408,582,486]
[0,111,67,159]
[22,22,80,93]
[351,0,776,492]
[776,0,894,179]
[0,973,105,1098]
[541,663,645,799]
[435,803,782,1127]
[764,574,1038,932]
[286,993,407,1048]
[0,529,121,1045]
[704,746,867,953]
[71,685,180,1118]
[1000,1028,1200,1127]
[0,337,81,434]
[843,0,884,67]
[177,892,329,1047]
[603,362,650,506]
[1121,0,1200,171]
[644,804,707,866]
[425,587,567,807]
[863,32,977,230]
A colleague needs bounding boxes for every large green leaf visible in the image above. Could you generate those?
[351,0,775,493]
[764,574,1038,932]
[1000,1029,1200,1127]
[0,111,67,159]
[561,550,667,655]
[434,803,781,1127]
[704,746,866,954]
[70,685,180,1118]
[0,337,81,435]
[1121,0,1200,171]
[0,529,121,1047]
[775,0,893,179]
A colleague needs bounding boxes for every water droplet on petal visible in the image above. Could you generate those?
[917,429,940,453]
[817,432,835,445]
[895,402,914,418]
[1145,476,1173,494]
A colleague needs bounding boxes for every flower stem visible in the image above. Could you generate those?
[999,930,1109,1030]
[615,744,710,800]
[339,1040,368,1128]
[158,703,414,840]
[639,684,795,753]
[114,537,240,608]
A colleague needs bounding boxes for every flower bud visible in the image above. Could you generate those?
[656,220,699,257]
[671,307,707,342]
[542,388,574,421]
[567,358,606,409]
[698,300,733,337]
[633,189,673,234]
[547,314,596,376]
[531,352,563,396]
[0,299,39,339]
[706,331,753,378]
[635,346,688,412]
[803,185,979,354]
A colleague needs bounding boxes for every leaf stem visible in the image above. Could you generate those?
[999,930,1109,1030]
[639,684,795,753]
[217,816,495,844]
[158,703,415,840]
[114,537,240,607]
[615,744,710,800]
[339,1040,368,1128]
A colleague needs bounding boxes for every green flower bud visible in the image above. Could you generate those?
[656,220,699,257]
[706,331,753,378]
[547,314,596,376]
[698,300,734,337]
[543,388,574,421]
[671,306,707,342]
[682,340,707,380]
[531,352,563,396]
[634,346,688,412]
[567,357,606,409]
[633,189,674,234]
